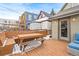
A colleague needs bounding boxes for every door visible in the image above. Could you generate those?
[59,19,70,41]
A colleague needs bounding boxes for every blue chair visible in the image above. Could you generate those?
[74,33,79,44]
[68,33,79,55]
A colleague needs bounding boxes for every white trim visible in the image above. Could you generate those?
[35,17,48,22]
[59,19,70,41]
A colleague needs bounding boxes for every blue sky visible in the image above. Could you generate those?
[0,3,64,20]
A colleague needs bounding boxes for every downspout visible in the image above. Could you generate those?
[69,17,71,43]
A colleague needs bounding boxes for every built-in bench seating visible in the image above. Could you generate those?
[0,30,48,55]
[68,33,79,56]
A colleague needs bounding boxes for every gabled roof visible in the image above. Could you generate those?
[59,3,68,12]
[42,11,50,17]
[37,11,50,19]
[50,4,79,20]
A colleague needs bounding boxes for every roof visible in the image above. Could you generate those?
[41,11,50,17]
[22,11,38,16]
[37,11,50,19]
[33,11,50,22]
[59,3,68,12]
[50,5,79,20]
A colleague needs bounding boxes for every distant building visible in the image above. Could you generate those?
[29,10,55,35]
[30,11,50,30]
[0,18,19,32]
[19,11,38,30]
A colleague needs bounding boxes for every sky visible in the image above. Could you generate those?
[0,3,64,20]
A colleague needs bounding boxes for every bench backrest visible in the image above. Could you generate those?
[5,30,48,37]
[5,31,18,38]
[0,30,48,46]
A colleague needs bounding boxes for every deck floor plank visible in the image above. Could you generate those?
[12,40,69,56]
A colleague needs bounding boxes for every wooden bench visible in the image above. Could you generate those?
[0,30,48,55]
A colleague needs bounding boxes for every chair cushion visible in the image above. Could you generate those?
[68,43,79,50]
[74,41,79,44]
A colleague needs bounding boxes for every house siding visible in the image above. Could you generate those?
[70,15,79,42]
[62,3,79,11]
[51,15,79,42]
[52,20,58,39]
[19,12,37,30]
[51,4,79,42]
[29,23,41,30]
[41,21,51,30]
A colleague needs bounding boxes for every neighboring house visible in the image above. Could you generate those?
[50,3,79,42]
[0,18,19,32]
[29,10,55,35]
[19,11,38,30]
[29,22,41,30]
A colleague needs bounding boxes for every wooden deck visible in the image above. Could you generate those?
[13,39,69,56]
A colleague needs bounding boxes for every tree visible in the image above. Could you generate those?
[50,9,55,16]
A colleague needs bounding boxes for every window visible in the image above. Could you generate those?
[33,15,37,19]
[28,15,32,20]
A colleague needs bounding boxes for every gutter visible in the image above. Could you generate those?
[49,5,79,20]
[49,10,79,20]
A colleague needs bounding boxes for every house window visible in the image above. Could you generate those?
[61,20,68,37]
[28,15,32,21]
